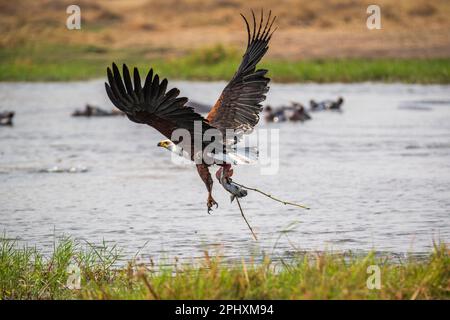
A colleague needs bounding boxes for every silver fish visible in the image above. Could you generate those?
[217,168,247,202]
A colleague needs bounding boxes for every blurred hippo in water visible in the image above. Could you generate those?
[264,105,276,122]
[265,103,311,123]
[72,104,124,117]
[310,97,344,111]
[0,111,14,126]
[288,102,312,122]
[265,105,288,123]
[186,100,212,114]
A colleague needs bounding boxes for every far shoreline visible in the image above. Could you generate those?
[1,44,449,84]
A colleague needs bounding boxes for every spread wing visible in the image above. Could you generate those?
[105,63,212,143]
[207,10,276,136]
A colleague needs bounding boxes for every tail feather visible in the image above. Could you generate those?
[209,146,259,165]
[233,146,259,161]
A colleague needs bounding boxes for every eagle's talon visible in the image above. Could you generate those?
[207,195,218,214]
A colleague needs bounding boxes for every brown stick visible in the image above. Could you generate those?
[233,181,310,210]
[235,196,258,241]
[139,271,160,300]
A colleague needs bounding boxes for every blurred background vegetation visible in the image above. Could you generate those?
[0,0,449,82]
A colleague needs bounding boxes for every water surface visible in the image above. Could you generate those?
[1,81,449,260]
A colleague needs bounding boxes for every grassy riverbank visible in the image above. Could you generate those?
[1,237,448,300]
[1,44,449,83]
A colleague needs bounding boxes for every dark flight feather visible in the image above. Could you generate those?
[105,63,212,142]
[207,9,276,135]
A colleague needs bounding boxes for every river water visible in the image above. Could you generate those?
[1,80,449,261]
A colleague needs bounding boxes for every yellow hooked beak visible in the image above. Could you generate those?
[157,140,170,148]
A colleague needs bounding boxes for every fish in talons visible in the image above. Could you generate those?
[216,164,248,203]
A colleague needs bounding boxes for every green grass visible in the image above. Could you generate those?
[1,43,450,83]
[1,236,448,300]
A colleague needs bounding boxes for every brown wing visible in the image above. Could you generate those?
[105,63,212,143]
[207,10,276,135]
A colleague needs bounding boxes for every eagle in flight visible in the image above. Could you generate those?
[105,10,276,213]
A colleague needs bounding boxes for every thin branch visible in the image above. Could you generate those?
[235,197,258,241]
[233,181,310,210]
